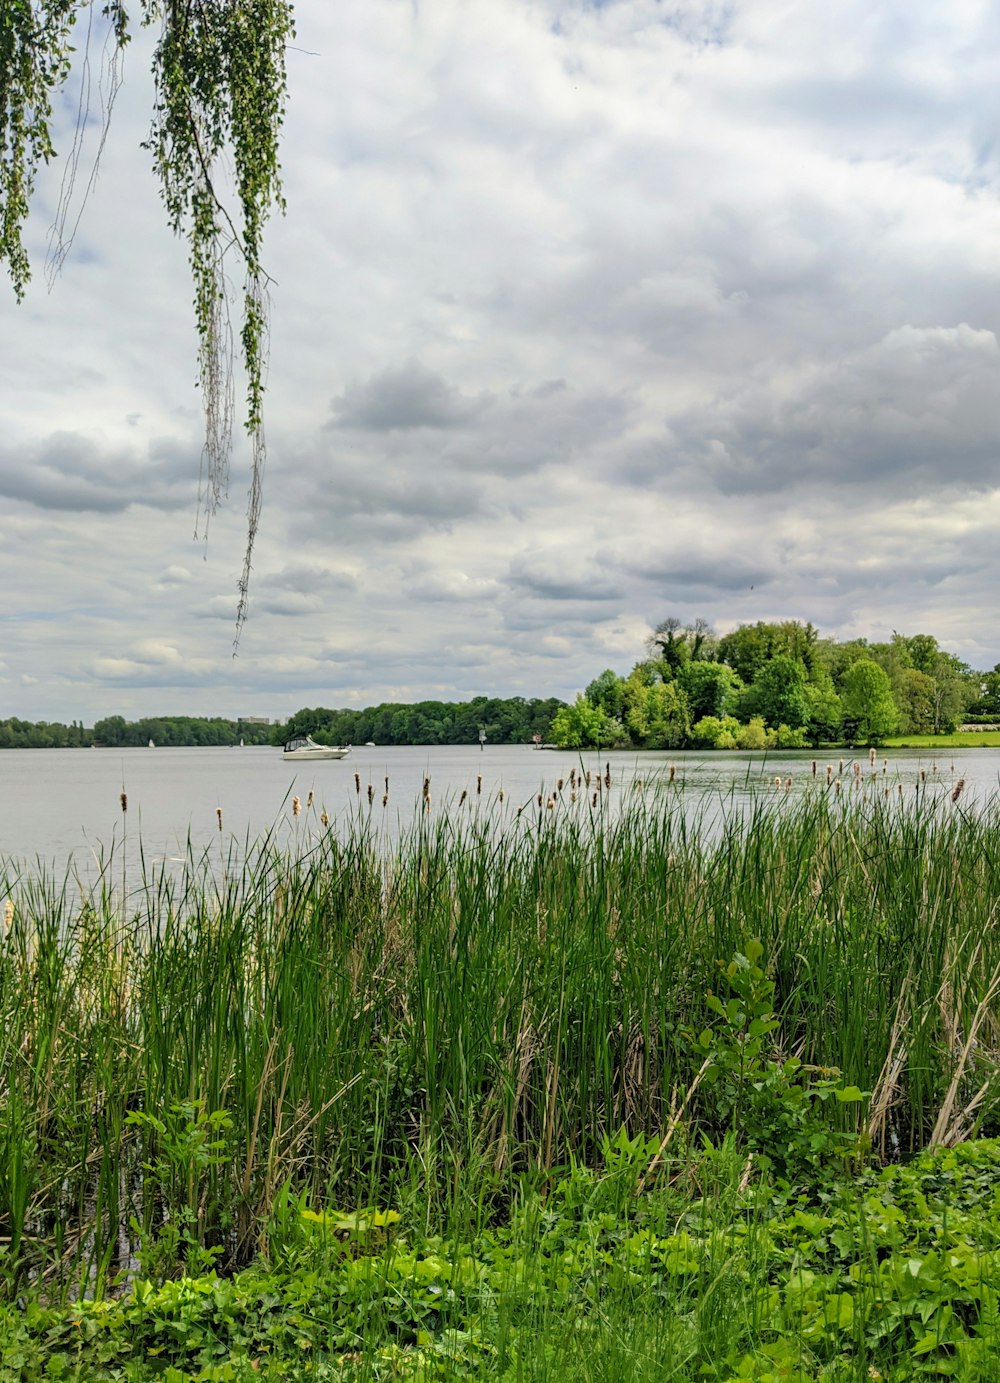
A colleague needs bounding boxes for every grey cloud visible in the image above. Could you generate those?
[507,553,625,603]
[623,551,771,593]
[0,432,192,513]
[329,361,483,431]
[284,451,486,542]
[259,564,359,594]
[253,591,326,617]
[667,325,1000,497]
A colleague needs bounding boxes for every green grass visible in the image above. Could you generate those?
[4,782,1000,1376]
[883,730,1000,748]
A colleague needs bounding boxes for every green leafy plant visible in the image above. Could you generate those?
[126,1101,234,1282]
[692,941,867,1184]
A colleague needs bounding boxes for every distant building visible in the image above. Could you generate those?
[240,716,271,725]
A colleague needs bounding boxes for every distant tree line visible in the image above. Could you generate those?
[278,696,567,748]
[0,716,275,748]
[553,618,1000,750]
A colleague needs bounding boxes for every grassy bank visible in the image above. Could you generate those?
[3,783,1000,1377]
[883,731,1000,749]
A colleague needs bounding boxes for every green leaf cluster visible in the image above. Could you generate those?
[7,1138,1000,1380]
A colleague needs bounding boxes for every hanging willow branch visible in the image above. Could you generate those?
[0,0,295,645]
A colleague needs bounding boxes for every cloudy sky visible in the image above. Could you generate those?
[4,0,1000,722]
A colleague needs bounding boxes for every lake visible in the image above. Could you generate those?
[1,742,997,887]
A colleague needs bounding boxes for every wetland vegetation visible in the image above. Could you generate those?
[3,776,1000,1378]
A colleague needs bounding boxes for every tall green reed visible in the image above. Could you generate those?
[1,779,999,1296]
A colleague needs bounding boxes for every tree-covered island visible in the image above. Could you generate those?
[551,618,1000,749]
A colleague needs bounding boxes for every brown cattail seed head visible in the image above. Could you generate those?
[459,789,468,806]
[382,793,388,808]
[355,772,361,795]
[120,791,127,812]
[3,899,13,929]
[292,795,301,817]
[216,807,223,831]
[367,783,374,806]
[307,790,314,809]
[951,778,966,803]
[498,788,504,801]
[321,810,329,827]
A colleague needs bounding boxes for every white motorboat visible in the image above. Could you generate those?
[283,735,351,761]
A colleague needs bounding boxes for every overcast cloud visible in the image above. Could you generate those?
[3,0,1000,721]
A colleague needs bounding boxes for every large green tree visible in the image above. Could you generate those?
[742,655,811,731]
[2,1,294,635]
[842,659,899,744]
[677,660,742,722]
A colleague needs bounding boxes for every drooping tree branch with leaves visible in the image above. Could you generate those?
[1,0,295,641]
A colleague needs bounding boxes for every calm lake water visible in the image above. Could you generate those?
[0,743,998,886]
